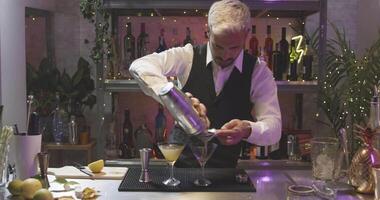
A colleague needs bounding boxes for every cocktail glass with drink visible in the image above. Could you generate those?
[190,142,218,186]
[158,142,185,186]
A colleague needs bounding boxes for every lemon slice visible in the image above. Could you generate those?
[88,159,104,173]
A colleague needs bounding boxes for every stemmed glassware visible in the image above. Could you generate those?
[189,141,218,186]
[158,142,185,186]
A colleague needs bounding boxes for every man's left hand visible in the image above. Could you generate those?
[216,119,251,145]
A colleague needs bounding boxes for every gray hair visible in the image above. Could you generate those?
[208,0,251,35]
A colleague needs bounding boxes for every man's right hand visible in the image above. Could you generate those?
[185,92,210,128]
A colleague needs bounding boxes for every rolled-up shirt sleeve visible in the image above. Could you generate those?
[244,60,282,146]
[129,44,194,102]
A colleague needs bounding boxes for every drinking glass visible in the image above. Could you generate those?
[158,142,185,186]
[189,142,218,186]
[310,137,340,198]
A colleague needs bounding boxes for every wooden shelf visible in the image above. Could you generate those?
[103,0,320,18]
[276,80,318,93]
[104,79,318,93]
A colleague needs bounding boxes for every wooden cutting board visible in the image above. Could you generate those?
[48,166,128,180]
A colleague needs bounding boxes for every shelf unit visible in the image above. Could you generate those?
[94,0,327,158]
[104,79,318,93]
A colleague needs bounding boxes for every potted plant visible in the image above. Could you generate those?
[27,57,96,140]
[58,57,96,133]
[27,58,61,116]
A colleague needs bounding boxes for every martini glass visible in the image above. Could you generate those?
[158,142,185,186]
[190,142,218,186]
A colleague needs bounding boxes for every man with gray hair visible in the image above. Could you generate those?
[130,0,281,168]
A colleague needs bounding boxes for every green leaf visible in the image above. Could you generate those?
[53,177,68,184]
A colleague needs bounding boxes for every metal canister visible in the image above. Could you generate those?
[158,82,206,136]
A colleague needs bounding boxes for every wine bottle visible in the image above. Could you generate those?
[264,25,274,71]
[302,39,313,81]
[183,27,193,45]
[123,22,136,78]
[249,25,259,57]
[119,109,135,158]
[156,28,167,53]
[153,104,166,158]
[279,27,289,80]
[137,23,150,58]
[272,43,281,80]
[287,40,298,81]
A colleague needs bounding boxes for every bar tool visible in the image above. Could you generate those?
[37,152,50,188]
[159,82,220,143]
[26,95,34,135]
[139,148,151,183]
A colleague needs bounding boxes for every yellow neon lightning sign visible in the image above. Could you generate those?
[291,35,304,64]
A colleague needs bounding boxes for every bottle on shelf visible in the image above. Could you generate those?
[272,43,282,80]
[183,27,193,46]
[68,115,78,145]
[134,123,154,157]
[249,25,259,57]
[137,23,150,58]
[239,141,252,160]
[302,39,313,81]
[122,22,136,78]
[156,28,167,53]
[256,145,269,160]
[52,92,68,144]
[264,25,274,71]
[106,109,118,158]
[119,109,135,158]
[258,46,265,62]
[287,40,298,81]
[154,104,167,159]
[279,27,289,80]
[369,85,380,130]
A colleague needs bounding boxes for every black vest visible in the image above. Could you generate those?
[175,44,257,168]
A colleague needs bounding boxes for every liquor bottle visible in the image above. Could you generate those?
[156,28,167,53]
[369,86,380,130]
[272,43,281,80]
[279,27,289,80]
[287,40,298,81]
[134,123,153,157]
[264,25,274,71]
[302,39,313,81]
[52,93,68,144]
[154,104,166,158]
[137,23,150,58]
[123,22,135,77]
[68,115,78,145]
[256,145,269,160]
[183,27,193,45]
[249,25,259,57]
[239,141,252,160]
[119,109,135,158]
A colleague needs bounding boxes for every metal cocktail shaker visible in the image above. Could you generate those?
[159,82,207,136]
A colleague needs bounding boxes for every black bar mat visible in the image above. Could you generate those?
[118,167,256,192]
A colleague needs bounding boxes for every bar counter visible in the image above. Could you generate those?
[0,160,374,199]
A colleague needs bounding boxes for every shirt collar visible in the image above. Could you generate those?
[206,42,244,73]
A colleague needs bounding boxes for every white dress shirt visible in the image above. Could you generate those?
[129,43,282,146]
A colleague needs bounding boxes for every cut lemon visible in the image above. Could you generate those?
[88,159,104,173]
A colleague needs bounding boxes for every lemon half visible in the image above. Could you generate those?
[88,159,104,173]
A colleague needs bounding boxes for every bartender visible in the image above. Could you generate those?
[130,0,281,168]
